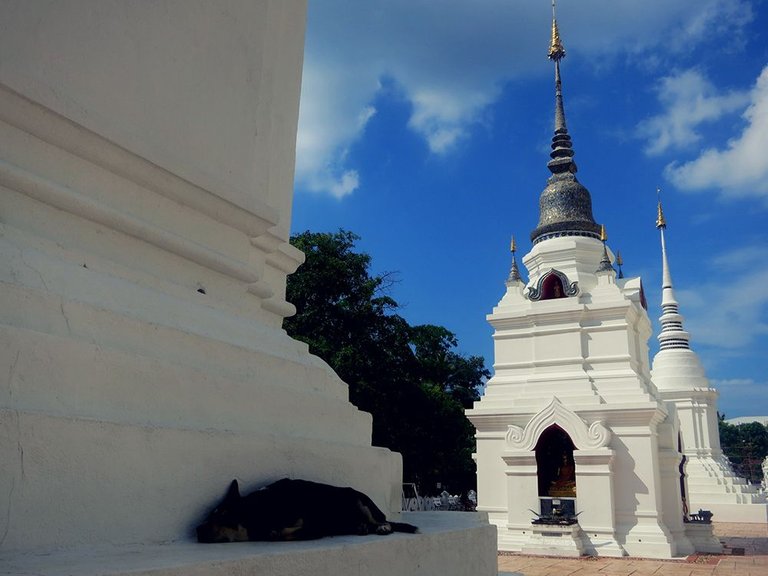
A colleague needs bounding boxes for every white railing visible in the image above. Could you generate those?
[402,485,476,511]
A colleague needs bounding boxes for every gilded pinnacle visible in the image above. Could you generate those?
[600,224,607,242]
[656,201,667,229]
[510,235,517,253]
[548,14,566,61]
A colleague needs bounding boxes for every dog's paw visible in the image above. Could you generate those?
[356,523,371,535]
[375,523,393,535]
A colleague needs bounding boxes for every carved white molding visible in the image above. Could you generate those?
[505,397,612,451]
[0,83,280,237]
[0,83,304,320]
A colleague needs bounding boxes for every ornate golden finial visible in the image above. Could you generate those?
[600,224,607,242]
[548,0,566,61]
[616,251,623,266]
[655,186,667,229]
[510,235,517,254]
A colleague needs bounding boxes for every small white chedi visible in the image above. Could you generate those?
[467,9,765,559]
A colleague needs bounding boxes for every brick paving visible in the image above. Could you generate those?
[497,522,768,576]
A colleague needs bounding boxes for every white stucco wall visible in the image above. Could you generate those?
[0,0,304,223]
[0,0,413,556]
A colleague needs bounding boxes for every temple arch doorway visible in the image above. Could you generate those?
[535,424,576,517]
[535,424,576,497]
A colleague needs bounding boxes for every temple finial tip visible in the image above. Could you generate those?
[655,187,667,229]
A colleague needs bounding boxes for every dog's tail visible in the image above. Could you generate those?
[389,521,419,534]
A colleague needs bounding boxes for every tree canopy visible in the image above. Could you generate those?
[285,230,489,495]
[718,415,768,484]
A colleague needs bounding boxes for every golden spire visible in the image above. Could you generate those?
[548,0,566,61]
[600,224,607,242]
[655,186,667,229]
[510,235,517,254]
[616,251,623,267]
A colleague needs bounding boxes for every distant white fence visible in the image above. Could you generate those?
[401,485,476,512]
[402,495,439,511]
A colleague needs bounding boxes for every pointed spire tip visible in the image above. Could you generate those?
[656,187,667,229]
[548,0,566,61]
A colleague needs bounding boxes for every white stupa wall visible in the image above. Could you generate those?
[651,221,767,523]
[652,357,768,522]
[0,0,420,559]
[468,235,706,559]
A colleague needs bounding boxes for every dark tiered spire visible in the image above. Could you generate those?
[506,235,523,285]
[596,225,616,274]
[531,2,601,244]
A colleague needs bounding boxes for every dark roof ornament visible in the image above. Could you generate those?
[506,235,523,285]
[531,1,601,244]
[616,251,624,279]
[596,225,616,275]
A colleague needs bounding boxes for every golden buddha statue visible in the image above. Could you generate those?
[548,453,576,497]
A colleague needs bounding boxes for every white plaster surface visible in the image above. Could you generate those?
[0,0,305,220]
[0,512,498,576]
[521,524,587,557]
[0,2,497,572]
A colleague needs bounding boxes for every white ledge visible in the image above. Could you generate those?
[0,512,497,576]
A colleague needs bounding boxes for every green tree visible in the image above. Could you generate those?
[285,230,488,495]
[718,414,768,484]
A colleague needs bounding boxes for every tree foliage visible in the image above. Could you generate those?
[718,414,768,484]
[285,230,489,495]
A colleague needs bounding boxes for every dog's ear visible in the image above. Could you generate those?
[225,479,241,502]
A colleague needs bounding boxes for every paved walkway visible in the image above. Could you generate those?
[497,522,768,576]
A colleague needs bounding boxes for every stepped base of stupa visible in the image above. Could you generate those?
[0,513,497,576]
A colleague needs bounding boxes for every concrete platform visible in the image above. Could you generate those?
[0,512,497,576]
[498,521,768,576]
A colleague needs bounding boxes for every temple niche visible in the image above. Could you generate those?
[536,426,576,499]
[539,272,565,300]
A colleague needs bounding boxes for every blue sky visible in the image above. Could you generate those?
[291,0,768,419]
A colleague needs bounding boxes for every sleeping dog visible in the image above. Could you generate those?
[196,478,418,543]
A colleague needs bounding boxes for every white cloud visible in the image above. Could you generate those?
[711,245,768,270]
[638,69,750,155]
[712,378,764,388]
[294,62,381,198]
[677,246,768,350]
[295,0,753,197]
[710,379,768,416]
[664,65,768,199]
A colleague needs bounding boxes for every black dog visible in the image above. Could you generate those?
[196,478,418,543]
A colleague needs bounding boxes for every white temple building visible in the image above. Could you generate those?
[467,9,765,559]
[651,203,767,522]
